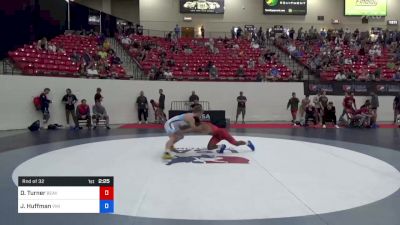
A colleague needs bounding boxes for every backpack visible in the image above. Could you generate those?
[33,96,41,110]
[28,120,40,132]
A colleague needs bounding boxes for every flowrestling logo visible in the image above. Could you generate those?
[356,0,378,6]
[266,0,279,7]
[166,147,249,165]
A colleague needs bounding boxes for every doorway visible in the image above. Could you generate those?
[181,27,195,38]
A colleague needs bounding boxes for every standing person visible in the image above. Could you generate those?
[163,105,204,160]
[287,92,300,125]
[201,25,205,38]
[174,24,181,38]
[300,95,311,121]
[150,99,166,123]
[370,92,379,127]
[159,89,166,119]
[40,88,52,125]
[62,88,78,129]
[393,93,400,124]
[236,91,247,124]
[339,91,357,121]
[136,91,149,124]
[322,102,340,128]
[76,99,91,128]
[94,87,103,102]
[92,97,110,129]
[189,91,199,103]
[313,92,322,124]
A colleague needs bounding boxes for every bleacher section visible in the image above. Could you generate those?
[117,35,292,81]
[8,35,127,79]
[276,39,398,81]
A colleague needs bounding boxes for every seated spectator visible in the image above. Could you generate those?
[76,99,91,128]
[47,42,57,53]
[393,70,400,81]
[344,58,353,65]
[358,69,368,81]
[209,65,219,78]
[367,72,376,81]
[121,36,132,45]
[335,71,347,81]
[92,97,110,129]
[322,102,339,128]
[37,37,48,51]
[57,45,66,54]
[258,55,266,65]
[268,66,281,80]
[98,49,108,59]
[184,47,193,55]
[164,68,173,80]
[109,53,122,65]
[70,51,81,63]
[247,59,255,69]
[103,40,111,50]
[236,65,245,77]
[374,67,382,80]
[256,70,264,82]
[347,70,357,80]
[182,63,189,72]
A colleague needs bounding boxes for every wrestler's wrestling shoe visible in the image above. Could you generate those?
[217,144,227,154]
[162,152,173,160]
[247,141,255,151]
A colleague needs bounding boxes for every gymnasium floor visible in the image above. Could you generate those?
[0,126,399,225]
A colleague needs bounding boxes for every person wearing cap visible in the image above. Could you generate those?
[322,101,339,128]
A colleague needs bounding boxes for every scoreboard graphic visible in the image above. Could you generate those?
[18,177,114,213]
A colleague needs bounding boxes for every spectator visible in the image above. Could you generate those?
[322,102,339,128]
[231,26,236,39]
[40,88,52,124]
[92,97,110,129]
[236,65,245,77]
[370,92,379,127]
[335,71,347,81]
[159,89,166,117]
[394,93,400,124]
[94,88,103,102]
[174,24,181,38]
[287,92,300,125]
[37,37,48,51]
[247,58,255,69]
[269,66,281,80]
[136,91,149,124]
[189,91,199,103]
[70,51,81,63]
[256,70,264,82]
[300,95,311,120]
[76,99,91,128]
[47,42,56,53]
[164,68,173,80]
[209,65,219,78]
[236,91,247,124]
[62,88,79,129]
[201,25,205,38]
[393,70,400,81]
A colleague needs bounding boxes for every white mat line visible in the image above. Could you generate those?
[248,154,330,225]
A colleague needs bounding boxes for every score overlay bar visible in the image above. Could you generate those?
[18,177,114,213]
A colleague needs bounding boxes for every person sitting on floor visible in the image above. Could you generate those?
[322,101,339,128]
[304,104,317,126]
[76,99,92,128]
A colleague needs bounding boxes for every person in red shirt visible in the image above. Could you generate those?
[339,91,357,121]
[194,117,255,153]
[76,99,91,128]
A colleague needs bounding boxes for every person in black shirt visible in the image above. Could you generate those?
[236,91,247,124]
[62,88,78,128]
[322,102,339,128]
[94,88,103,103]
[159,89,165,116]
[189,91,199,103]
[136,91,148,124]
[40,88,52,124]
[394,93,400,124]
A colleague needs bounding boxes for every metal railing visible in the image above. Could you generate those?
[170,101,210,111]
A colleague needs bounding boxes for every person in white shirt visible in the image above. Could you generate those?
[164,68,173,80]
[335,72,347,81]
[344,58,353,65]
[121,36,131,45]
